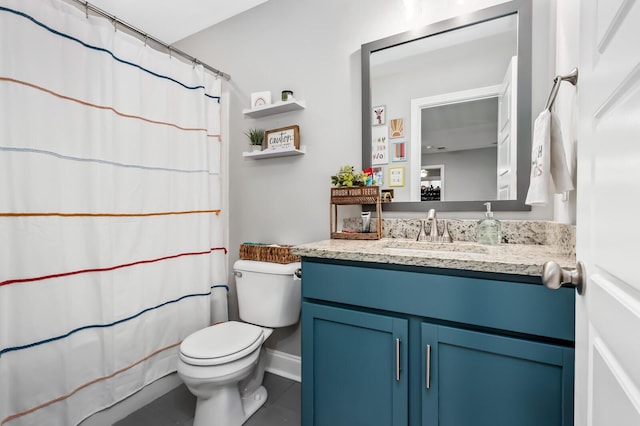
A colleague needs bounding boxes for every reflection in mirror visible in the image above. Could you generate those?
[362,0,532,212]
[419,90,503,202]
[370,13,516,202]
[421,165,443,201]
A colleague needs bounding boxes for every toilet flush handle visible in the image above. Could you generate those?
[234,270,300,278]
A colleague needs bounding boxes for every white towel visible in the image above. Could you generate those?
[525,110,574,205]
[549,111,574,193]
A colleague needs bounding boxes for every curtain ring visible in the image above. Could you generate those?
[84,1,88,19]
[113,18,117,32]
[144,34,148,46]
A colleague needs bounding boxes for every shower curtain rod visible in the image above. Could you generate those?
[68,0,231,81]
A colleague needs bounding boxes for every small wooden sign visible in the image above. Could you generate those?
[331,186,379,200]
[265,125,300,150]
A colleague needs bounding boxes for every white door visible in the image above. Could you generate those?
[497,56,517,200]
[575,0,640,424]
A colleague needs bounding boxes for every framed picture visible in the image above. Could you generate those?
[389,166,404,187]
[389,118,404,138]
[372,105,386,126]
[251,91,271,108]
[265,125,300,150]
[371,126,388,165]
[391,141,407,162]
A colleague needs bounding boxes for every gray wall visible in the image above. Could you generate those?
[423,147,497,201]
[176,0,555,357]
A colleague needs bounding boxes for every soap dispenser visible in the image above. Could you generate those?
[476,202,502,245]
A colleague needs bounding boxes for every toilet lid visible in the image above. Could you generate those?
[180,321,263,362]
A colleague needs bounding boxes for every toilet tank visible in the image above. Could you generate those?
[233,260,301,328]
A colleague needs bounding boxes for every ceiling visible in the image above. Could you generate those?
[88,0,269,45]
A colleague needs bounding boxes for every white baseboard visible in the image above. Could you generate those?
[264,348,301,382]
[80,349,300,425]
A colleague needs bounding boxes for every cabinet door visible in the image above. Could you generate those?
[421,323,574,426]
[302,302,408,426]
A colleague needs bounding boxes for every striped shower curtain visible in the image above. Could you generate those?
[0,1,226,425]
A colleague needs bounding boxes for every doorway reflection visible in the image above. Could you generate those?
[421,165,443,201]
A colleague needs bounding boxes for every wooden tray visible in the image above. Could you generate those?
[330,186,382,240]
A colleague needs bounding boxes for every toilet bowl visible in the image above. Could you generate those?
[177,321,273,426]
[177,260,301,426]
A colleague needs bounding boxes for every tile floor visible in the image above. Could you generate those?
[113,373,300,426]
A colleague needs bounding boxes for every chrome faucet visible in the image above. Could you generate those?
[427,209,439,242]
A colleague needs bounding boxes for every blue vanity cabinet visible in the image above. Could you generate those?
[301,258,575,426]
[302,302,409,425]
[421,323,574,426]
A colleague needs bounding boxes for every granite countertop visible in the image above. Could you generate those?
[292,238,575,277]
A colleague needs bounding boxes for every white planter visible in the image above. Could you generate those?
[250,145,262,152]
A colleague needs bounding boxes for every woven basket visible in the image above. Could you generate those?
[239,243,300,264]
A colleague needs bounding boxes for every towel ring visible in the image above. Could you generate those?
[545,67,579,111]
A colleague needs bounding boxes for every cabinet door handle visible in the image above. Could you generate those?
[395,338,401,382]
[426,344,431,389]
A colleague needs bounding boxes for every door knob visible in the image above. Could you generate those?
[542,260,585,295]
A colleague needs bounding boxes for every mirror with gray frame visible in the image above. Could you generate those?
[361,0,532,212]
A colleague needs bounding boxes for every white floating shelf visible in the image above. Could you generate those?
[242,100,306,118]
[242,146,306,159]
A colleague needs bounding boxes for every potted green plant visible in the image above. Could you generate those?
[245,128,265,152]
[331,165,375,187]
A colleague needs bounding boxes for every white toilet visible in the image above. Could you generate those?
[177,260,302,426]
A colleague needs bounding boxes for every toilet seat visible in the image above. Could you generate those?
[179,321,264,366]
